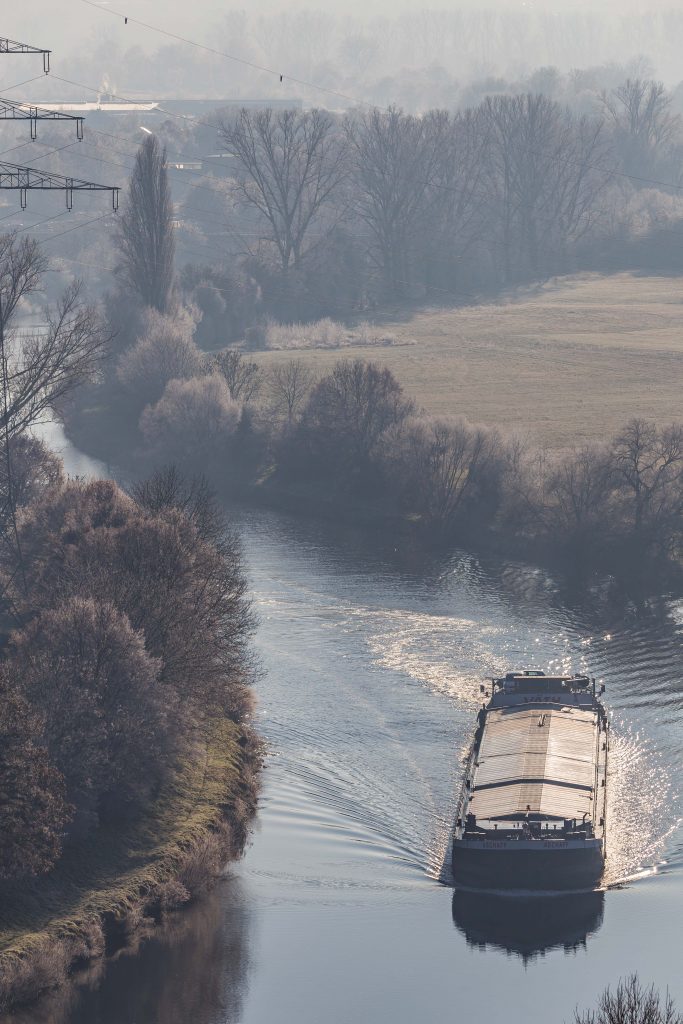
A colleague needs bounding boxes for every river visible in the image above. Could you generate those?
[15,425,683,1024]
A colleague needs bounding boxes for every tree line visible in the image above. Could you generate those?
[111,76,683,337]
[0,233,255,882]
[77,309,683,581]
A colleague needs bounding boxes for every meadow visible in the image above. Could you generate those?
[254,274,683,450]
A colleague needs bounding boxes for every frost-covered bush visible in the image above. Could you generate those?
[140,374,241,463]
[265,317,347,350]
[353,320,398,346]
[116,307,203,407]
[264,317,397,350]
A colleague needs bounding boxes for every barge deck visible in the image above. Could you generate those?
[452,671,608,891]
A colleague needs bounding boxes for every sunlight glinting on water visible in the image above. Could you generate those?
[349,599,679,887]
[358,609,509,706]
[603,725,680,886]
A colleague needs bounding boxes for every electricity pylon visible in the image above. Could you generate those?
[0,96,84,140]
[0,32,118,208]
[0,35,51,72]
[0,162,119,209]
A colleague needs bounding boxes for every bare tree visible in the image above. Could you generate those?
[4,435,63,511]
[219,108,347,274]
[12,477,255,726]
[423,107,492,291]
[266,359,315,427]
[132,465,225,545]
[545,447,616,542]
[116,308,202,407]
[0,282,108,441]
[573,974,682,1024]
[0,233,47,332]
[400,416,503,527]
[302,359,414,469]
[140,375,241,465]
[116,134,176,313]
[344,107,448,295]
[600,79,681,178]
[612,419,683,545]
[0,240,109,587]
[10,597,165,826]
[480,94,613,279]
[0,233,50,570]
[0,669,70,879]
[211,349,263,402]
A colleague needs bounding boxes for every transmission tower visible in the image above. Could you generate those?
[0,32,118,209]
[0,162,119,209]
[0,36,51,72]
[0,97,84,140]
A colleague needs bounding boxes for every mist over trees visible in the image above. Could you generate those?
[172,75,681,328]
[10,58,683,333]
[36,9,683,109]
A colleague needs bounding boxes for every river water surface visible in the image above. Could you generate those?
[19,427,683,1024]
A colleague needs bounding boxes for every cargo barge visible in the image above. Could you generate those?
[452,671,608,891]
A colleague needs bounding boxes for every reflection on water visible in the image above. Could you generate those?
[452,889,605,960]
[5,880,252,1024]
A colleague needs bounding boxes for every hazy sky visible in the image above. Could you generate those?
[4,0,683,101]
[6,0,680,55]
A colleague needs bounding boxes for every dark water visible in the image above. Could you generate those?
[13,432,683,1024]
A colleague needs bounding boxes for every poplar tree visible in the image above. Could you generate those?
[116,134,176,313]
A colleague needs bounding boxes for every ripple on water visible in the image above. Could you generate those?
[345,600,680,888]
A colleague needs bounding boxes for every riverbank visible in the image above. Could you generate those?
[58,398,683,597]
[250,475,683,595]
[0,719,261,1014]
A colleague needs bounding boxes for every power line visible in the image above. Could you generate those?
[0,139,79,161]
[79,0,378,111]
[0,96,84,140]
[53,253,116,273]
[37,211,115,244]
[70,8,683,197]
[0,74,48,95]
[17,210,70,234]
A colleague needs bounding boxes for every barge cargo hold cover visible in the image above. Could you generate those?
[452,671,608,891]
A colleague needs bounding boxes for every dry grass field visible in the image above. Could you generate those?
[254,274,683,450]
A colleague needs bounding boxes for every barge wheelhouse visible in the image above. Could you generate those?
[452,671,608,891]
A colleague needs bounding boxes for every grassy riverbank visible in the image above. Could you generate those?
[0,719,261,1013]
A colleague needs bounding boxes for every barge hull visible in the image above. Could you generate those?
[452,843,604,891]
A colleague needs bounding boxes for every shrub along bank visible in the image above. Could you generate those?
[64,331,683,589]
[0,446,261,1012]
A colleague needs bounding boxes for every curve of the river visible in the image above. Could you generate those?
[14,424,683,1024]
